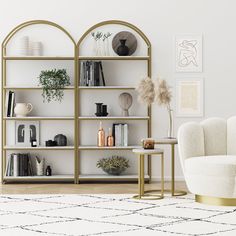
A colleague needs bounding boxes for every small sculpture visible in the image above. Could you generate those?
[119,93,133,116]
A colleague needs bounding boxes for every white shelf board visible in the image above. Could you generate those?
[78,56,149,60]
[78,86,136,90]
[4,116,74,120]
[3,86,74,90]
[78,145,141,150]
[4,175,74,181]
[79,174,149,180]
[4,146,75,150]
[78,116,149,120]
[3,56,74,60]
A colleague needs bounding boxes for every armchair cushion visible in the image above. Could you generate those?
[185,155,236,176]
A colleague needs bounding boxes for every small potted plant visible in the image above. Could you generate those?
[38,69,70,103]
[97,156,130,175]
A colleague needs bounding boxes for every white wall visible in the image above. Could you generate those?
[1,0,236,181]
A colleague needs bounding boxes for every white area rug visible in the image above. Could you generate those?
[0,194,236,236]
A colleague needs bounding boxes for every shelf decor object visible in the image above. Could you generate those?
[77,20,152,183]
[1,20,77,183]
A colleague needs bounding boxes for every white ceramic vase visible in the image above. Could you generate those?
[14,103,33,117]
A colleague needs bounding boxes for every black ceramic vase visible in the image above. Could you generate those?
[54,134,67,146]
[116,39,129,56]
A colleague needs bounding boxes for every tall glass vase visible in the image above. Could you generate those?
[167,108,174,139]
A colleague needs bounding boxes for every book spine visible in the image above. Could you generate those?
[7,91,12,117]
[99,62,106,86]
[10,154,13,176]
[86,61,89,86]
[19,154,22,176]
[115,125,119,146]
[80,62,85,86]
[121,124,124,146]
[94,62,100,86]
[5,154,11,176]
[10,92,15,117]
[123,124,128,146]
[13,153,18,177]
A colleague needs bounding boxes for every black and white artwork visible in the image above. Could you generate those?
[15,121,39,146]
[175,35,202,72]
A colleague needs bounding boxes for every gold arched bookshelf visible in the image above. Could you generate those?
[76,20,152,183]
[1,20,77,183]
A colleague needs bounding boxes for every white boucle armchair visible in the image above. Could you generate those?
[178,116,236,206]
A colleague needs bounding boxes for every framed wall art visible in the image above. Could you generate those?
[175,35,202,72]
[176,78,204,117]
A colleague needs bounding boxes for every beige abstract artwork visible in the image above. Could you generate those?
[176,79,203,117]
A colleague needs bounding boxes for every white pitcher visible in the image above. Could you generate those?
[14,103,33,117]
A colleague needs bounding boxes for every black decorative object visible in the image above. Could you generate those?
[45,165,52,176]
[112,31,137,56]
[54,134,67,146]
[116,39,129,56]
[30,139,37,147]
[45,140,57,147]
[95,103,103,116]
[95,103,108,116]
[101,105,108,116]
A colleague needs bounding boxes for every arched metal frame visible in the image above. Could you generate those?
[77,20,152,183]
[1,20,78,183]
[1,20,152,184]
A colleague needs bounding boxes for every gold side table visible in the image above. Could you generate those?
[155,138,187,196]
[132,148,164,200]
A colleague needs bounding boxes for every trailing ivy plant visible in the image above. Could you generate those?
[38,69,70,103]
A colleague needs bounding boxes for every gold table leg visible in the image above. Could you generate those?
[133,153,164,200]
[150,144,187,197]
[171,144,187,196]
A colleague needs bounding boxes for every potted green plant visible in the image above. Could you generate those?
[97,156,130,175]
[38,69,70,103]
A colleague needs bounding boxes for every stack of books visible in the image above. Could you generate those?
[80,61,105,86]
[112,123,128,146]
[5,153,34,177]
[6,90,15,117]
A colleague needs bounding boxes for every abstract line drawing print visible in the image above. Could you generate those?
[178,40,198,67]
[175,35,202,72]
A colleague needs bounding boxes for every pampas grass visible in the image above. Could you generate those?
[155,79,172,108]
[136,77,155,105]
[137,77,174,138]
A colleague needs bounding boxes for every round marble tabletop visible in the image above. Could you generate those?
[132,148,164,155]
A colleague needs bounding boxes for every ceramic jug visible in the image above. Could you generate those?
[14,103,33,117]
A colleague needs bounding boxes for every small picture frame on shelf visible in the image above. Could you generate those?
[15,121,40,146]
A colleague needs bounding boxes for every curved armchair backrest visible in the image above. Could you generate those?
[178,117,231,171]
[178,122,205,170]
[227,116,236,155]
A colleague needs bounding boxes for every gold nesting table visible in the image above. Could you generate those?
[155,138,187,196]
[132,148,164,200]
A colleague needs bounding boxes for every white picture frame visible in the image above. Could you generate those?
[175,34,202,72]
[15,121,40,146]
[176,78,204,117]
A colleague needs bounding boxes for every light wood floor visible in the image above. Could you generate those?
[0,181,188,194]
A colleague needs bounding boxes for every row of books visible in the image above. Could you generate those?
[112,123,128,146]
[6,91,15,117]
[6,153,33,176]
[80,61,106,86]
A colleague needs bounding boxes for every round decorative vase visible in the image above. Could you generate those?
[119,92,133,116]
[54,134,67,146]
[116,39,129,56]
[14,103,33,117]
[102,167,124,176]
[35,157,44,176]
